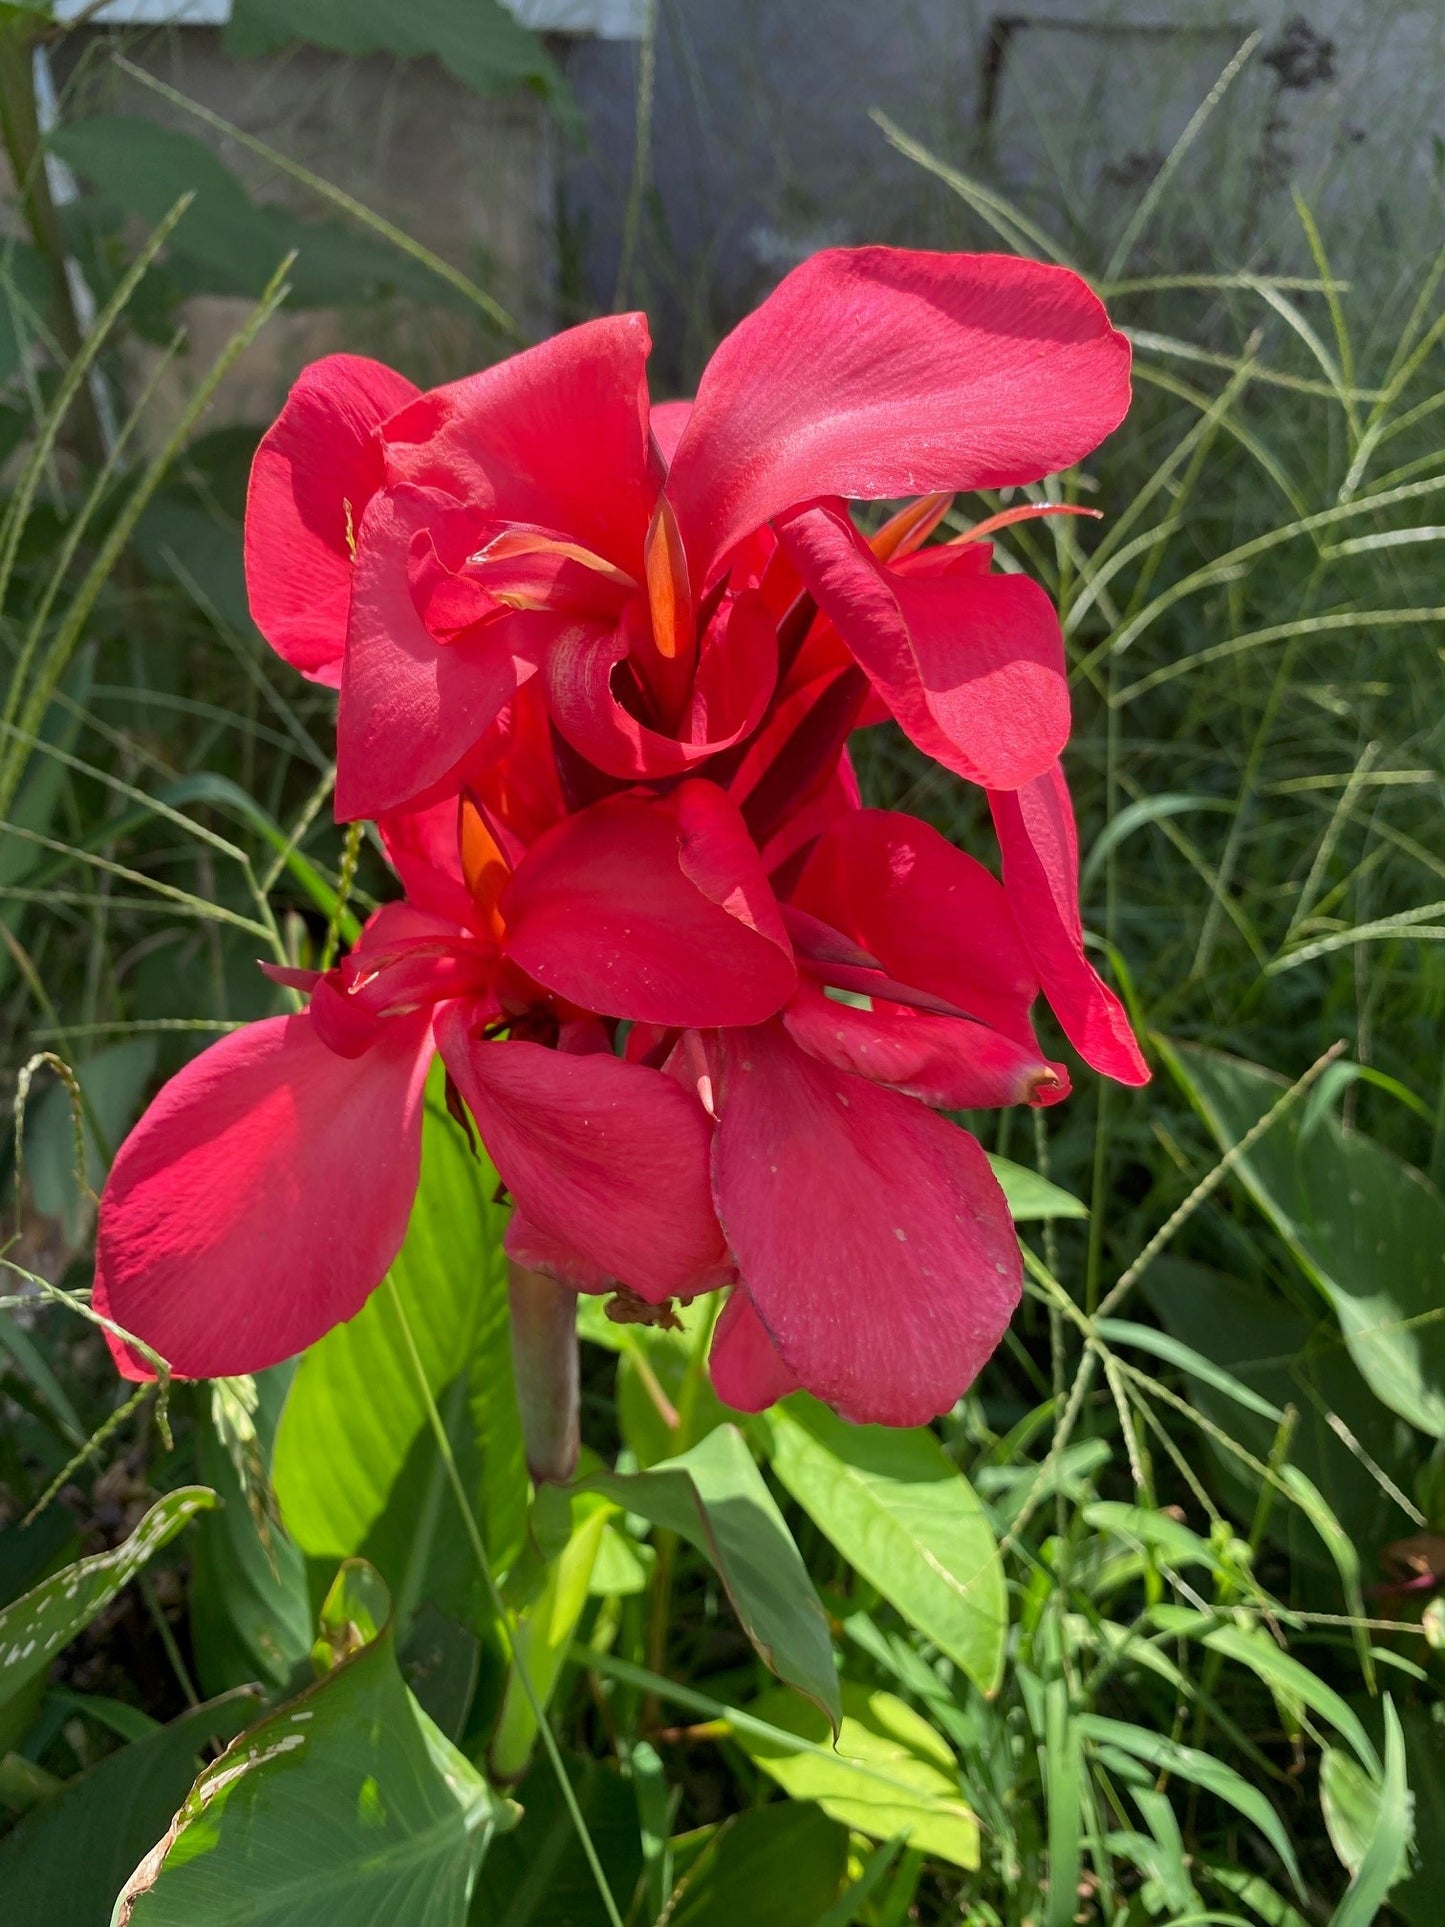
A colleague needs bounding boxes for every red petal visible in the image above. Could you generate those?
[667,248,1130,575]
[93,1011,433,1380]
[546,588,776,780]
[435,1014,727,1299]
[757,755,860,884]
[650,399,692,469]
[244,354,418,686]
[674,777,793,956]
[378,796,474,929]
[782,979,1069,1109]
[382,314,656,574]
[989,764,1150,1085]
[781,504,1069,790]
[336,489,544,820]
[709,1288,801,1412]
[793,808,1040,1044]
[504,1212,616,1293]
[711,1023,1022,1426]
[500,785,795,1027]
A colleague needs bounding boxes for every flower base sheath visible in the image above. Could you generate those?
[96,245,1148,1430]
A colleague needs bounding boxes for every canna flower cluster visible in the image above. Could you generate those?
[94,248,1148,1429]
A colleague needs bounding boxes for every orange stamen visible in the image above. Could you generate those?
[870,491,954,563]
[952,503,1102,545]
[469,527,637,612]
[643,496,693,663]
[459,791,510,941]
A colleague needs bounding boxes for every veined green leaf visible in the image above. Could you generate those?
[115,1561,510,1925]
[0,1489,215,1722]
[274,1086,526,1631]
[489,1494,611,1783]
[732,1682,979,1871]
[1167,1042,1445,1435]
[0,1689,260,1926]
[763,1396,1006,1694]
[585,1424,839,1727]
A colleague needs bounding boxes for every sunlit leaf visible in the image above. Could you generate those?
[732,1682,979,1870]
[586,1425,840,1726]
[116,1561,511,1926]
[985,1153,1088,1220]
[763,1396,1006,1694]
[273,1086,526,1631]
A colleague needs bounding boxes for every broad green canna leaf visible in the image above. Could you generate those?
[114,1560,511,1927]
[0,1689,261,1927]
[762,1396,1006,1695]
[0,1488,215,1724]
[585,1424,840,1727]
[731,1682,979,1871]
[273,1086,526,1633]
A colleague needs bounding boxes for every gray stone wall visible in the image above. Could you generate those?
[556,0,1445,382]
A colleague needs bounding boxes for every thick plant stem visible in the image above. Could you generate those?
[0,24,107,467]
[508,1261,580,1486]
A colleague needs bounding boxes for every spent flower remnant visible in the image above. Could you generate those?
[95,247,1148,1429]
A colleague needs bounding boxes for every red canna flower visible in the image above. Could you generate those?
[93,775,792,1380]
[243,248,1129,823]
[439,791,1075,1428]
[101,244,1150,1428]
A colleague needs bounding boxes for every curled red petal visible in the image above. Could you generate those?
[667,247,1130,576]
[793,807,1039,1045]
[782,979,1069,1110]
[545,589,776,781]
[93,1010,434,1380]
[244,353,419,686]
[989,764,1151,1085]
[382,313,656,575]
[711,1022,1021,1427]
[781,504,1069,791]
[435,1014,727,1299]
[336,488,544,820]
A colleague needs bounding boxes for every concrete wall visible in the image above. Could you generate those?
[556,0,1445,384]
[47,25,555,436]
[6,2,1442,426]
